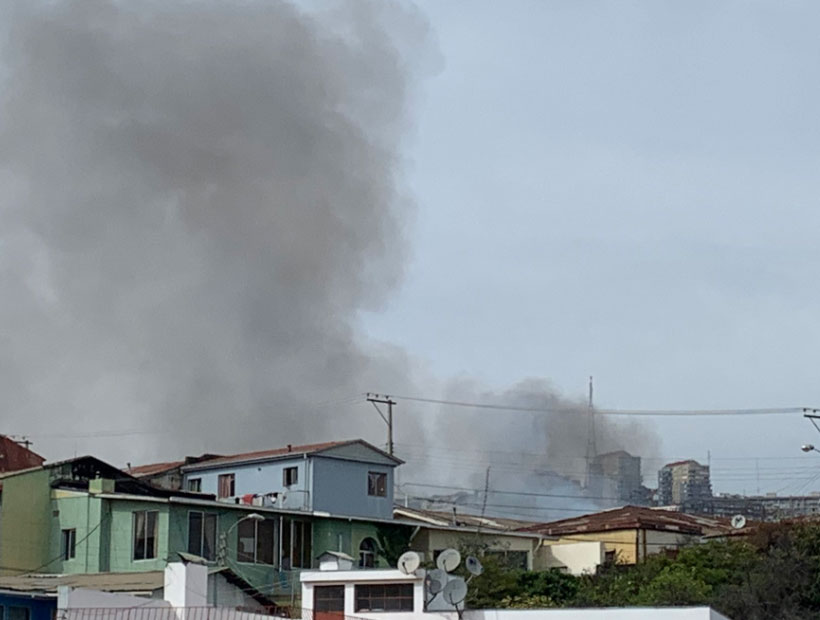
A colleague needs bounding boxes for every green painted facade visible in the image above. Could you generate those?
[0,467,389,599]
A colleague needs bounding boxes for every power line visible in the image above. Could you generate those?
[389,394,815,417]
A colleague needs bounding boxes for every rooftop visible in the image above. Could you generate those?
[182,438,402,470]
[0,571,164,595]
[518,505,731,537]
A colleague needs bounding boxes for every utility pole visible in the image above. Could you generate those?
[584,376,597,488]
[366,393,396,456]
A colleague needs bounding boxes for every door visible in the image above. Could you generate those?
[314,585,345,620]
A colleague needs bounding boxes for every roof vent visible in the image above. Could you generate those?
[287,444,292,452]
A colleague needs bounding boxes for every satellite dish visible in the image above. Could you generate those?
[731,514,747,529]
[397,551,421,575]
[436,548,461,572]
[426,568,446,594]
[465,555,483,576]
[442,577,468,606]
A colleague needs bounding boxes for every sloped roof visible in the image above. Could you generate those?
[0,571,164,595]
[394,505,538,532]
[0,436,45,473]
[183,439,402,471]
[128,461,185,477]
[518,505,731,537]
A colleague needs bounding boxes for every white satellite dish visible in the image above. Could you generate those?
[731,514,747,529]
[397,551,420,575]
[436,548,461,572]
[465,555,483,576]
[426,568,446,594]
[442,577,468,606]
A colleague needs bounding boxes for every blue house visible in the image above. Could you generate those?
[181,439,402,520]
[0,592,53,620]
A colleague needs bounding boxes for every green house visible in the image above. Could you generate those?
[0,457,407,601]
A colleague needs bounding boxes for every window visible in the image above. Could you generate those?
[8,608,30,620]
[217,473,235,498]
[282,517,312,569]
[187,512,217,561]
[355,584,414,612]
[283,466,298,487]
[237,518,276,565]
[359,537,377,568]
[187,478,202,492]
[132,510,159,560]
[367,471,387,497]
[61,528,76,560]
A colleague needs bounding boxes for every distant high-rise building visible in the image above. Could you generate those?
[590,450,643,504]
[658,460,712,505]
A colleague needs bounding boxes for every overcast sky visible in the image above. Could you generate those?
[360,1,820,493]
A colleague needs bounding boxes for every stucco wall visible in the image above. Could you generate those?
[409,529,536,570]
[541,541,604,575]
[311,457,393,519]
[50,491,108,574]
[0,469,52,574]
[553,529,698,565]
[183,457,311,511]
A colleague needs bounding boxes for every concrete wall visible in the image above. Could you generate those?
[310,457,394,519]
[312,519,385,568]
[0,469,52,574]
[541,541,604,575]
[50,491,108,574]
[553,529,697,565]
[184,457,312,511]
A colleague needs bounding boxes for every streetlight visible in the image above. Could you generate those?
[217,512,264,565]
[801,444,820,454]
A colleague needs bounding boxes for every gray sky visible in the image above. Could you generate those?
[2,1,819,503]
[361,0,820,494]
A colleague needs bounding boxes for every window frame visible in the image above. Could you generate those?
[61,528,76,561]
[132,510,159,561]
[358,537,377,568]
[367,471,387,497]
[187,511,218,561]
[187,478,202,492]
[283,466,298,487]
[8,607,30,620]
[217,473,235,498]
[236,517,276,565]
[354,583,414,613]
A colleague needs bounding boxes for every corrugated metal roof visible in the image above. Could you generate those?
[394,505,538,531]
[0,571,164,594]
[128,461,185,477]
[518,505,731,536]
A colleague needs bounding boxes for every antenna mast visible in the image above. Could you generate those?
[585,376,597,487]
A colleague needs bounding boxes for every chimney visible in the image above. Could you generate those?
[287,444,292,453]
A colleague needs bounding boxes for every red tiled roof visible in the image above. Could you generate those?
[128,461,185,477]
[517,505,730,537]
[0,435,45,473]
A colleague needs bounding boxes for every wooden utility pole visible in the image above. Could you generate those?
[366,393,396,456]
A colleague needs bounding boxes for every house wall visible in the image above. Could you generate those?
[311,457,393,520]
[312,519,385,567]
[0,592,55,620]
[553,529,698,565]
[0,469,52,574]
[50,491,108,574]
[409,529,536,570]
[183,457,311,511]
[540,541,604,575]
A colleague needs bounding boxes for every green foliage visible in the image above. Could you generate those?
[374,524,413,567]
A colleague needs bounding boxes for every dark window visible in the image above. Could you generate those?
[359,537,377,568]
[217,474,235,498]
[61,528,76,560]
[187,512,217,561]
[282,518,311,569]
[236,518,276,565]
[355,583,414,612]
[8,608,29,620]
[187,478,202,492]
[132,510,159,560]
[367,471,387,497]
[314,585,345,612]
[283,467,298,487]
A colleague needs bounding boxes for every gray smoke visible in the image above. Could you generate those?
[0,0,658,518]
[0,0,433,462]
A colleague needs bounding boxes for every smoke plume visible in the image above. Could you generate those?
[0,0,658,517]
